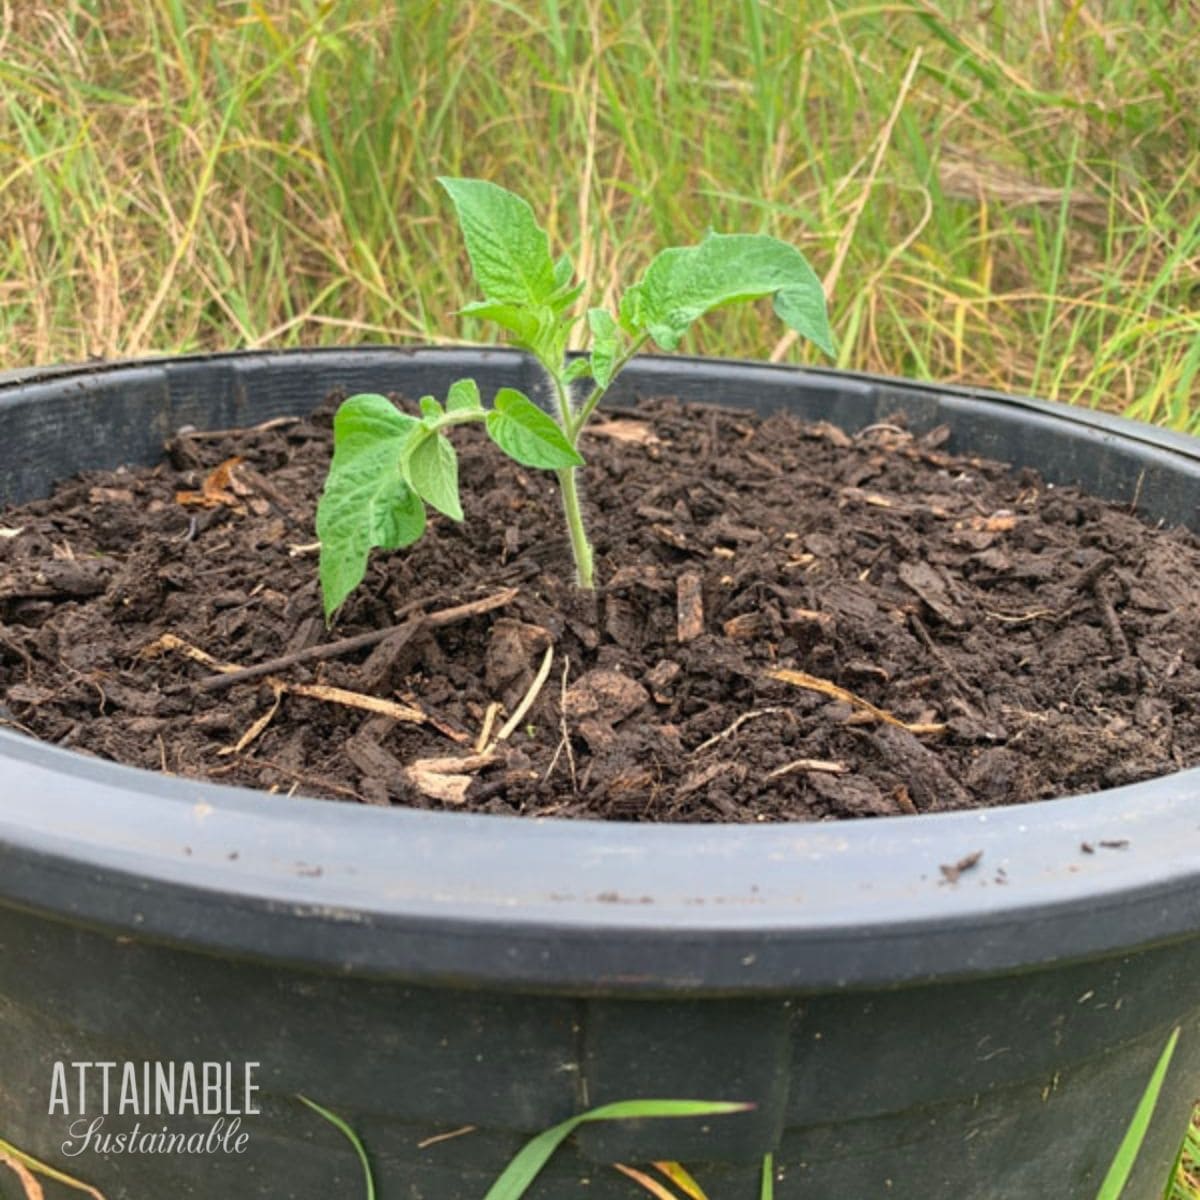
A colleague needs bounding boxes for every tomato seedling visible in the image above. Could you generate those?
[317,178,834,619]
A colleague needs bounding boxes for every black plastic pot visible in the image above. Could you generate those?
[1,349,1198,1200]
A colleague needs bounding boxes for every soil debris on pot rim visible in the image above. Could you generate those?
[1,393,1198,823]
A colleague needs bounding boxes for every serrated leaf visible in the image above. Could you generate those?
[587,307,621,389]
[621,232,835,357]
[419,395,444,422]
[446,378,482,413]
[404,431,463,521]
[485,388,584,470]
[317,395,427,621]
[438,177,557,306]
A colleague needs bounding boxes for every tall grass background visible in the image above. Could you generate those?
[0,1,1197,1194]
[0,1,1197,424]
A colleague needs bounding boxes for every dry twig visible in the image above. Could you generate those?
[692,708,785,755]
[545,657,579,790]
[765,757,849,780]
[219,682,284,755]
[196,588,518,692]
[493,646,554,746]
[405,753,496,805]
[416,1126,477,1151]
[474,702,502,754]
[767,667,945,735]
[282,680,425,723]
[173,415,299,441]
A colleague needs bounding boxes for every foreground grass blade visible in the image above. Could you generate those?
[760,1153,774,1200]
[1167,1116,1199,1200]
[483,1100,751,1200]
[1095,1028,1181,1200]
[1164,1123,1192,1200]
[654,1160,710,1200]
[0,1136,106,1199]
[614,1162,685,1199]
[297,1095,376,1200]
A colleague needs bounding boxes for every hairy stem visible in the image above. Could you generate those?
[542,358,598,587]
[556,466,594,589]
[546,358,575,432]
[544,335,649,589]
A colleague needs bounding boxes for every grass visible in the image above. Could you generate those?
[295,1062,1196,1200]
[0,2,1197,424]
[0,1,1196,1194]
[1176,1120,1200,1200]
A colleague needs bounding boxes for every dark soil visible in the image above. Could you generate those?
[2,394,1198,822]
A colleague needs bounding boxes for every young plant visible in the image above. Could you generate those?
[317,178,835,619]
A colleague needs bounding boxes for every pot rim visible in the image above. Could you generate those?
[2,346,1199,993]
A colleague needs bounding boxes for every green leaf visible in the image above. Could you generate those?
[551,282,586,313]
[298,1096,376,1200]
[419,395,444,422]
[563,356,592,384]
[446,378,482,413]
[1094,1027,1180,1200]
[438,177,557,306]
[553,252,573,291]
[774,286,835,357]
[485,388,584,470]
[458,299,546,346]
[620,232,835,357]
[546,253,588,314]
[587,307,621,389]
[317,395,427,621]
[483,1099,751,1200]
[404,431,463,521]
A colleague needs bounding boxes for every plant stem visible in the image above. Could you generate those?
[540,360,597,587]
[546,359,576,432]
[556,466,594,588]
[569,333,650,438]
[543,336,652,588]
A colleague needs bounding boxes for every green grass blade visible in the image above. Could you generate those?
[1095,1027,1181,1200]
[484,1100,751,1200]
[1031,130,1080,397]
[760,1152,774,1200]
[297,1095,376,1200]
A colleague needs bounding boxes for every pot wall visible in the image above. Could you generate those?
[3,901,1198,1199]
[1,349,1199,1199]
